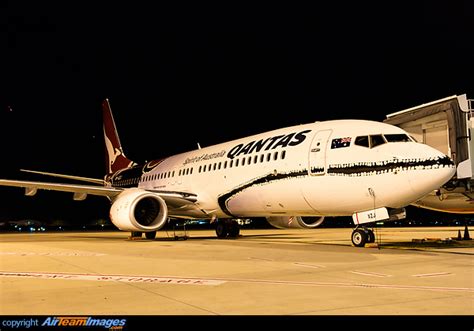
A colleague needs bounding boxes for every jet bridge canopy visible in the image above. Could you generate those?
[384,94,473,180]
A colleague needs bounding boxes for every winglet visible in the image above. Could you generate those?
[102,99,135,174]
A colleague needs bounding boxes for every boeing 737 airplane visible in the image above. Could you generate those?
[0,100,456,247]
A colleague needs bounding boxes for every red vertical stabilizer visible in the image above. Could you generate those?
[102,99,135,174]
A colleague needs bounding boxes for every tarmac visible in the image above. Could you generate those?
[0,226,473,315]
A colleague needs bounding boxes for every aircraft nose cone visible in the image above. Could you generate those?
[407,146,456,197]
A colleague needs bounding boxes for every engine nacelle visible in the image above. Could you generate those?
[266,216,325,229]
[109,188,168,232]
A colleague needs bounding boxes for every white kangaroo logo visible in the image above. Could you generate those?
[104,133,123,173]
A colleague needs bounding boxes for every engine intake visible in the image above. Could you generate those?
[266,216,325,229]
[109,189,168,231]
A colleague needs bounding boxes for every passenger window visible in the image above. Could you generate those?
[213,163,217,171]
[242,158,246,166]
[260,154,264,163]
[230,160,233,168]
[224,161,227,169]
[370,135,386,148]
[218,162,221,170]
[267,153,271,162]
[273,152,278,160]
[248,156,252,165]
[254,155,258,164]
[281,150,286,159]
[235,159,239,167]
[355,136,369,148]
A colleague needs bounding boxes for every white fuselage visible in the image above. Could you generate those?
[110,119,455,219]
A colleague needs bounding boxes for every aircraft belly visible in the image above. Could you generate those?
[226,180,312,216]
[301,175,404,216]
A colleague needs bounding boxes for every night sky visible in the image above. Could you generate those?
[1,2,474,224]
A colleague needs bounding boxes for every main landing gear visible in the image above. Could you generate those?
[145,231,157,240]
[129,231,157,240]
[215,219,241,239]
[351,227,376,247]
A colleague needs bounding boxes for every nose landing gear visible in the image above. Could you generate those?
[351,227,375,247]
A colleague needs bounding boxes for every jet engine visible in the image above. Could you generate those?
[266,216,325,229]
[109,188,168,232]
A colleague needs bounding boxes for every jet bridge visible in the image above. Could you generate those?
[384,94,474,214]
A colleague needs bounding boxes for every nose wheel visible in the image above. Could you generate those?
[351,228,375,247]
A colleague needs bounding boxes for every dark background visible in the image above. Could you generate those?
[1,1,473,225]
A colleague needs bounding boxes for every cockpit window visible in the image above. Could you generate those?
[370,135,386,148]
[331,137,352,149]
[356,134,411,148]
[355,136,369,148]
[384,134,411,142]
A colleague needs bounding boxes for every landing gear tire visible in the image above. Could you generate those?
[352,229,368,247]
[216,221,228,239]
[215,219,241,239]
[367,229,375,243]
[145,231,157,240]
[228,221,240,238]
[131,231,142,238]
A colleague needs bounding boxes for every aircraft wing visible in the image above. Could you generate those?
[0,179,203,217]
[0,179,122,198]
[20,169,105,185]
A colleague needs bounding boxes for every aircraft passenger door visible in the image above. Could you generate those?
[308,130,332,176]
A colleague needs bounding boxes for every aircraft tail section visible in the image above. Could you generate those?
[102,99,135,174]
